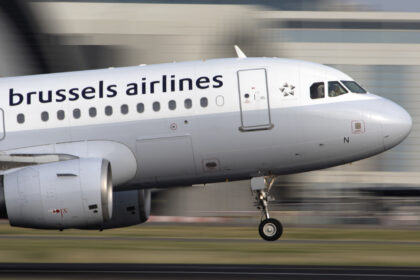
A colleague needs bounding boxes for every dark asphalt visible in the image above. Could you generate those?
[0,264,420,279]
[2,235,420,245]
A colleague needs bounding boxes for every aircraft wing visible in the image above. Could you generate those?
[0,141,137,186]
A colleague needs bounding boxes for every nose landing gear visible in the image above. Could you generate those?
[251,176,283,241]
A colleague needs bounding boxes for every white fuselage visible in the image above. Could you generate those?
[0,58,412,189]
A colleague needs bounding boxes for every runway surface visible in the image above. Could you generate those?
[1,263,420,279]
[1,234,420,245]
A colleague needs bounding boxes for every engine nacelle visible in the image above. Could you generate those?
[1,158,113,229]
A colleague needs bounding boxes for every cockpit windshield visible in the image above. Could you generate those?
[328,81,348,97]
[310,80,366,100]
[341,81,367,94]
[310,82,325,99]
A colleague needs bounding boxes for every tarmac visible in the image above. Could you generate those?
[1,234,420,245]
[0,263,420,279]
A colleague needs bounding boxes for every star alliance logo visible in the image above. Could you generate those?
[279,83,295,97]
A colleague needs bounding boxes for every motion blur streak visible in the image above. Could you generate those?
[2,0,420,226]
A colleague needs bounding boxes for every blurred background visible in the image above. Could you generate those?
[3,0,420,227]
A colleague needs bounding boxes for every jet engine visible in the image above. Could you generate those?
[0,158,152,230]
[0,158,113,229]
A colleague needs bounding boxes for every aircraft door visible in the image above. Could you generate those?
[0,109,4,140]
[237,68,272,131]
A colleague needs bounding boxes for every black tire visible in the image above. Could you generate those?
[258,218,283,241]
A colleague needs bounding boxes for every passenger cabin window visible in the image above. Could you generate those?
[105,106,113,116]
[310,82,325,99]
[17,113,24,124]
[200,97,208,108]
[41,111,49,122]
[57,110,65,120]
[168,100,176,110]
[73,109,81,119]
[121,104,129,115]
[137,103,144,113]
[89,107,97,117]
[341,81,367,94]
[185,98,192,109]
[153,102,160,112]
[328,81,348,97]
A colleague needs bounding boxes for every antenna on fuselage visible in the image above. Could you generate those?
[234,45,247,58]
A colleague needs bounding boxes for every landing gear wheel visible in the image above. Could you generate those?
[259,218,283,241]
[251,176,283,241]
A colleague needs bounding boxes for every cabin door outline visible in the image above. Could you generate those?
[237,68,273,131]
[0,108,5,140]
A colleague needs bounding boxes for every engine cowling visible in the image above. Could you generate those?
[1,158,113,229]
[100,189,151,229]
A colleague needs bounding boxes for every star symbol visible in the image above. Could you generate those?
[280,83,295,97]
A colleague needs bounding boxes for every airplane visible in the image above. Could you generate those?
[0,46,412,241]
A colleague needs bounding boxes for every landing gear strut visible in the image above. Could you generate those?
[251,176,283,241]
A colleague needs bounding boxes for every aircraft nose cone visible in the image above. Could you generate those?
[380,99,412,150]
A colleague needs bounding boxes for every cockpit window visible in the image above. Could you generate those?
[341,81,367,94]
[328,81,348,97]
[310,82,325,99]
